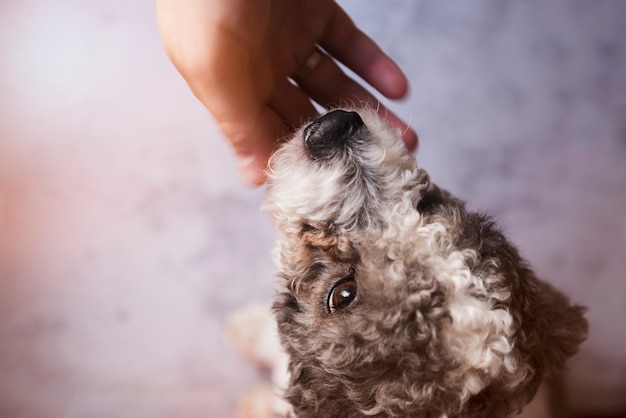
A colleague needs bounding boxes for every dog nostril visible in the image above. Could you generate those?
[303,110,365,160]
[303,121,320,143]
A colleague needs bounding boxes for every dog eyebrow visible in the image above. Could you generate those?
[303,261,326,283]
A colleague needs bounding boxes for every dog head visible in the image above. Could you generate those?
[263,108,588,417]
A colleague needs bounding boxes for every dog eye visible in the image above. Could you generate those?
[327,276,357,313]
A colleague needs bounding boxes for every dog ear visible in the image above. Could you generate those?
[530,280,589,374]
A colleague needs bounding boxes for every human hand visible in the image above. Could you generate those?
[157,0,417,185]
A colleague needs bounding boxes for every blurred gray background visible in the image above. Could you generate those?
[1,0,625,417]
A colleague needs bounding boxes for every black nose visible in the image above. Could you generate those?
[303,110,365,160]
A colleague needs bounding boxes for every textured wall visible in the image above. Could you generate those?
[1,0,625,417]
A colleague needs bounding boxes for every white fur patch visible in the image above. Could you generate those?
[413,220,518,398]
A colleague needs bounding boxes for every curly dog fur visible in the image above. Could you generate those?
[262,108,588,417]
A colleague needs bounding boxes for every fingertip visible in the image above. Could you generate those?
[402,127,419,153]
[241,169,267,186]
[238,155,268,186]
[217,110,280,187]
[324,6,409,100]
[378,110,418,152]
[377,58,409,100]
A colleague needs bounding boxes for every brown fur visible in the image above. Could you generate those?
[265,109,589,417]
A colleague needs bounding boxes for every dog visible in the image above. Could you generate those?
[234,108,588,417]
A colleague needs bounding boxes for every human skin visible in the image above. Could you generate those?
[157,0,417,185]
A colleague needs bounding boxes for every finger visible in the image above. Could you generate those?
[268,79,319,132]
[191,62,283,185]
[320,5,409,100]
[176,32,285,186]
[216,106,285,186]
[194,98,279,186]
[294,53,418,151]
